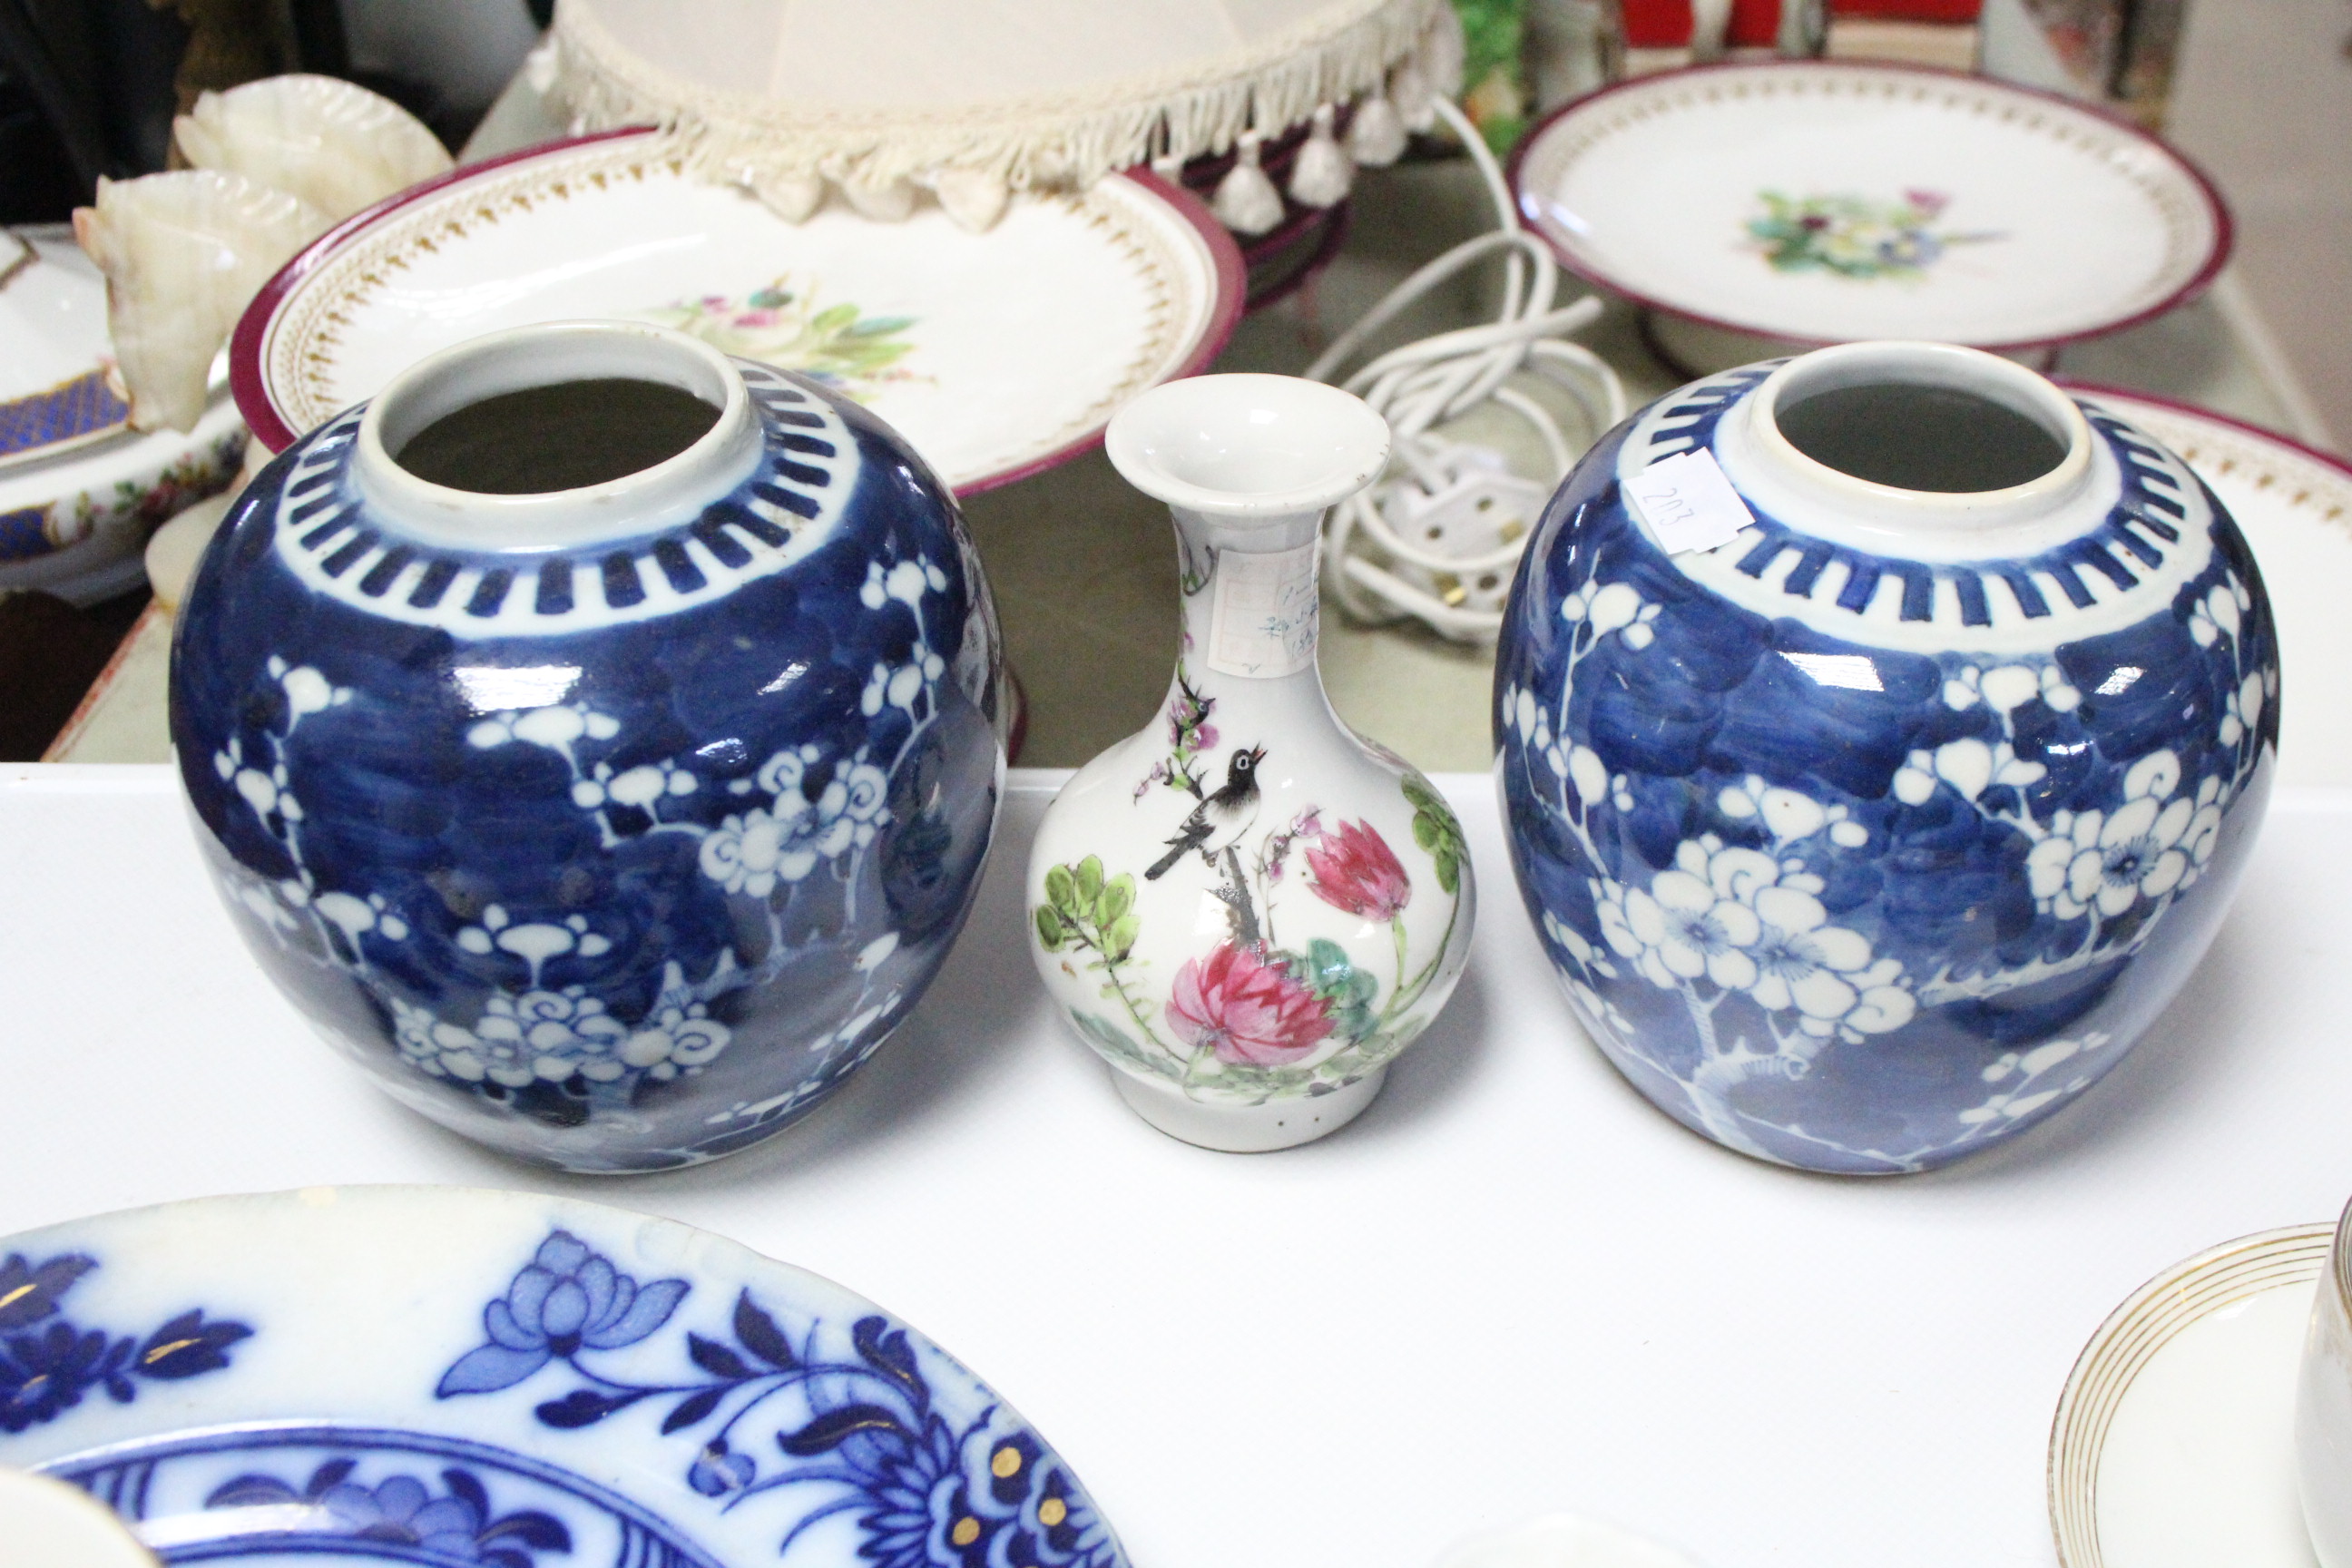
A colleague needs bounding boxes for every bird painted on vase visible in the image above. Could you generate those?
[1147,745,1265,879]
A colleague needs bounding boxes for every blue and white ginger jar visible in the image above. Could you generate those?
[1494,343,2278,1173]
[173,322,1006,1171]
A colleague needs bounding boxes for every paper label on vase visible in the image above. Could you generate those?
[1208,541,1319,678]
[1625,448,1754,554]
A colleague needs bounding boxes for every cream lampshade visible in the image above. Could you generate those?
[548,0,1458,231]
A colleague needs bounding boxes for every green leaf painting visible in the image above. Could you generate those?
[1071,1012,1180,1082]
[1037,856,1142,966]
[1294,936,1377,1043]
[1404,775,1467,897]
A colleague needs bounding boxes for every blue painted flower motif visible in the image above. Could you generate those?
[435,1232,1126,1567]
[687,1445,757,1496]
[326,1473,482,1547]
[207,1458,573,1568]
[848,1416,1119,1568]
[618,999,733,1082]
[1,1322,123,1430]
[437,1231,687,1396]
[0,1250,250,1433]
[0,1250,93,1329]
[473,990,629,1085]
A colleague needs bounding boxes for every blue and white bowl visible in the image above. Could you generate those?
[1494,343,2278,1173]
[172,322,1006,1171]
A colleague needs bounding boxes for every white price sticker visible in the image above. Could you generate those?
[1624,448,1756,555]
[1207,541,1319,679]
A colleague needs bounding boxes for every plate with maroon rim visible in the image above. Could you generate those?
[1509,60,2230,354]
[2062,382,2352,787]
[231,130,1244,495]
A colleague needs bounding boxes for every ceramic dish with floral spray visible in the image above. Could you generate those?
[1509,61,2229,371]
[232,130,1242,494]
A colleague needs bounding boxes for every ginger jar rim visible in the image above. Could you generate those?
[1722,340,2102,554]
[349,318,763,552]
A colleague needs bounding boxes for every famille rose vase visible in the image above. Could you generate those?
[1026,375,1475,1152]
[172,321,1006,1172]
[1495,342,2278,1174]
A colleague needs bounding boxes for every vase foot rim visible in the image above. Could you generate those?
[1107,1063,1387,1152]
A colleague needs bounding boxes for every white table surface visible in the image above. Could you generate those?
[4,765,2348,1568]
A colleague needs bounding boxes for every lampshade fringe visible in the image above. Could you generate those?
[551,0,1444,232]
[1288,104,1354,207]
[1212,132,1287,234]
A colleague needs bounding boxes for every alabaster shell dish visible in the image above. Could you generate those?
[0,1470,160,1567]
[232,129,1242,492]
[76,169,330,435]
[1509,62,2229,365]
[173,73,454,224]
[0,1187,1127,1568]
[0,226,244,605]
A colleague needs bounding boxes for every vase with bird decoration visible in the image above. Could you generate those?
[1025,374,1475,1151]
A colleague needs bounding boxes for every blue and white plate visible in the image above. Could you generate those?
[0,1187,1126,1568]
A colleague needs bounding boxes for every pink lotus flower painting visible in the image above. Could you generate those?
[1304,818,1411,921]
[1031,740,1469,1108]
[1165,942,1336,1066]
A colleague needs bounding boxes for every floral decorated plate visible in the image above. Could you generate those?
[0,1186,1125,1568]
[2062,385,2352,789]
[2047,1225,2329,1568]
[0,225,245,604]
[0,224,134,471]
[231,130,1244,494]
[1509,62,2229,356]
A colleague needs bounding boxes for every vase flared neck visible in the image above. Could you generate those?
[1104,374,1390,521]
[1104,372,1387,689]
[1172,505,1328,683]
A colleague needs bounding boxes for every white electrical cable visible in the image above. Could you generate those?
[1308,95,1626,642]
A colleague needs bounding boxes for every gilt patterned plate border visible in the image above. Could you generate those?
[2046,1225,2330,1568]
[0,1186,1126,1568]
[231,130,1243,495]
[1507,61,2230,352]
[2059,383,2352,788]
[2053,386,2352,535]
[0,228,131,473]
